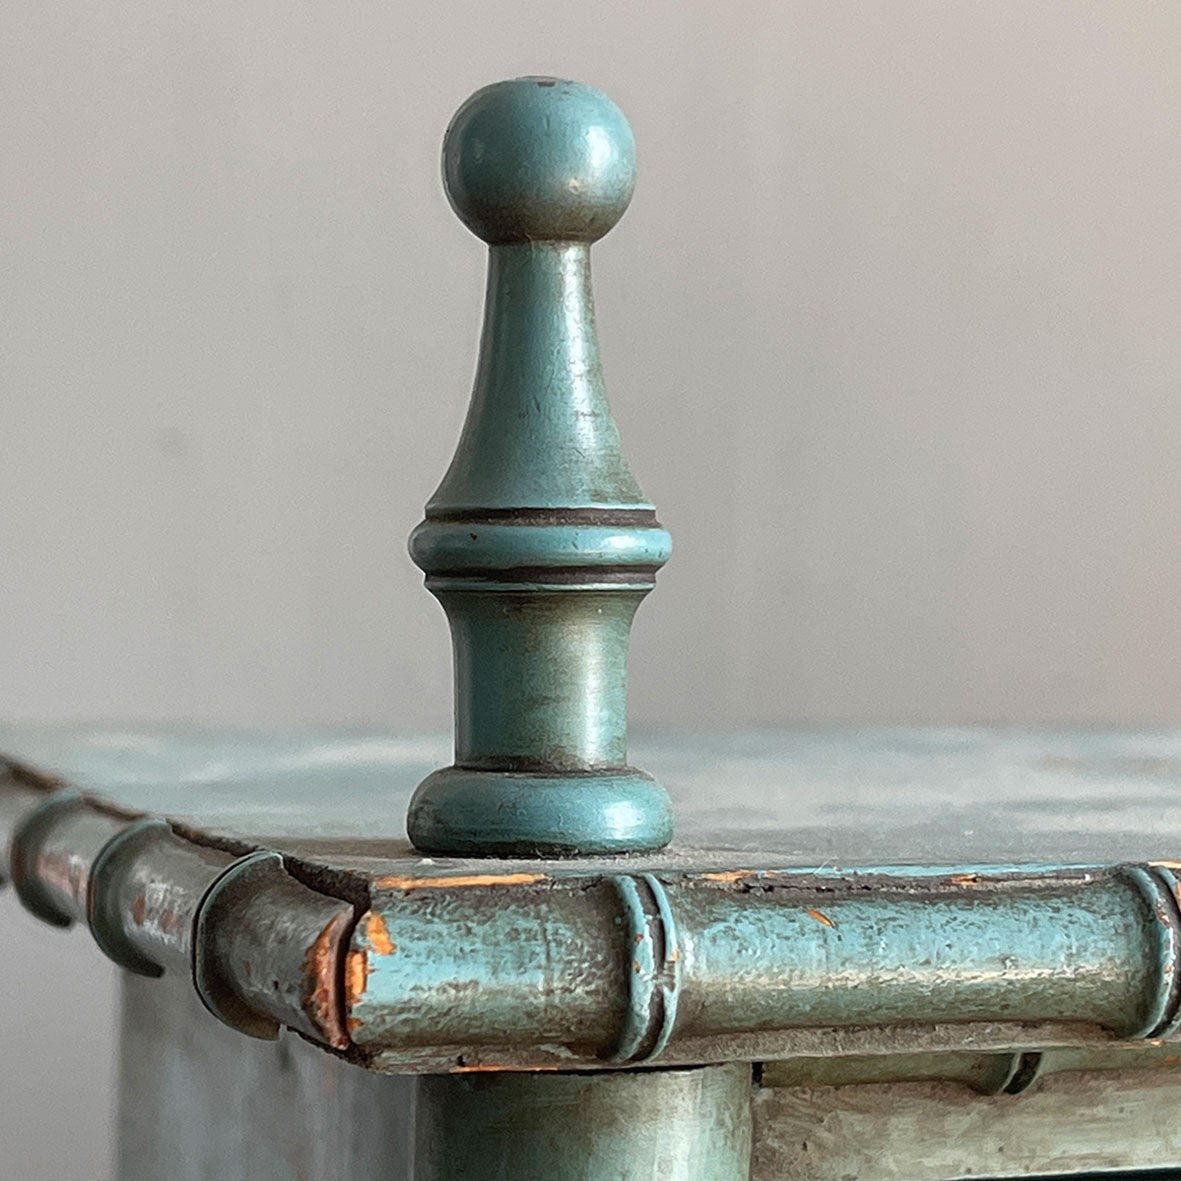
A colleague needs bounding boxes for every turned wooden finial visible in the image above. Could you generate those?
[406,77,673,857]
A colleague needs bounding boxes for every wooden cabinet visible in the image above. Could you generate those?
[3,77,1177,1180]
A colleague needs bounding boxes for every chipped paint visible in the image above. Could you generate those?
[345,948,369,1009]
[366,913,395,955]
[301,908,354,1051]
[8,750,1181,1073]
[374,871,548,890]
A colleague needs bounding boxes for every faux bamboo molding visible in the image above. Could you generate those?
[4,774,1181,1072]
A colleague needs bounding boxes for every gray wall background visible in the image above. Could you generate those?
[2,2,1179,1176]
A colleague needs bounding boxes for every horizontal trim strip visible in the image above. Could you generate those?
[423,507,661,527]
[410,520,672,575]
[4,781,1181,1073]
[426,569,661,589]
[349,866,1181,1066]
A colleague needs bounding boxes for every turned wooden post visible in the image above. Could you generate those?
[407,77,674,858]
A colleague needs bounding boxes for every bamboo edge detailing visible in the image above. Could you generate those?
[4,767,1181,1071]
[0,768,355,1049]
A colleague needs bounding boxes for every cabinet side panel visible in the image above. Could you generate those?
[117,971,414,1181]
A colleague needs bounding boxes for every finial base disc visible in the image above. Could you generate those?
[407,768,673,857]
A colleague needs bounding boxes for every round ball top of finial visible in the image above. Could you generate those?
[443,77,636,245]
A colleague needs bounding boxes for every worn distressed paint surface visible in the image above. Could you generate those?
[406,79,673,856]
[750,1069,1181,1179]
[344,868,1181,1065]
[672,870,1172,1040]
[348,879,624,1055]
[6,725,1181,868]
[117,962,1181,1181]
[12,756,1181,1071]
[9,69,1179,1181]
[8,726,1181,1068]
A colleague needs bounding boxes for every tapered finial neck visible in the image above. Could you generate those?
[426,239,648,516]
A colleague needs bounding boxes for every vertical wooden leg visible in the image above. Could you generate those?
[414,1062,753,1180]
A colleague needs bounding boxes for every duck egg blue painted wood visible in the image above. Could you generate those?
[407,79,672,857]
[415,1064,753,1181]
[418,243,648,513]
[441,78,637,252]
[345,868,1181,1065]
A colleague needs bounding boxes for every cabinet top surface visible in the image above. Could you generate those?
[3,723,1179,874]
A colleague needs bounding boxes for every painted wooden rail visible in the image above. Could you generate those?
[5,770,1181,1070]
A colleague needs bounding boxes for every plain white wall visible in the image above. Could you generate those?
[2,3,1179,1176]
